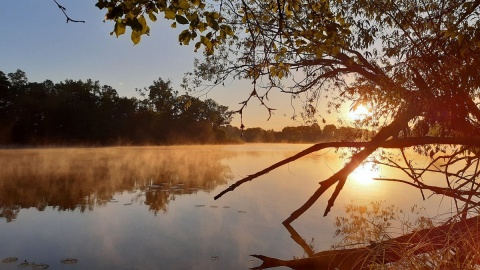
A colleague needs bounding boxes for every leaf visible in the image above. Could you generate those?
[200,35,213,53]
[332,46,340,56]
[178,0,191,10]
[165,9,176,20]
[148,12,157,22]
[175,15,189,24]
[131,31,141,45]
[223,25,234,36]
[114,22,126,37]
[138,15,148,33]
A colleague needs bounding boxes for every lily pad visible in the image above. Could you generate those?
[60,258,78,264]
[1,257,18,263]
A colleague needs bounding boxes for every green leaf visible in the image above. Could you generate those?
[175,15,189,24]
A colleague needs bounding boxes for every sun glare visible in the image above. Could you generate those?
[349,105,370,120]
[350,163,379,185]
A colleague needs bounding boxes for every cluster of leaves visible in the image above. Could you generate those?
[0,69,233,145]
[96,0,235,52]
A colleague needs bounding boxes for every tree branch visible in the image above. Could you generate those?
[53,0,85,23]
[215,137,480,200]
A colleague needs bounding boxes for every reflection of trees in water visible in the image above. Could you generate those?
[0,147,234,221]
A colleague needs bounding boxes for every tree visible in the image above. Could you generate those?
[0,70,236,145]
[97,0,480,213]
[98,1,480,266]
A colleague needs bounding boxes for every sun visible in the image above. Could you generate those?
[350,163,379,185]
[349,105,370,120]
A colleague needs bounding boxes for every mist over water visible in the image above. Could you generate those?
[0,144,456,269]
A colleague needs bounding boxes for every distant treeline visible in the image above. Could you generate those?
[221,124,372,143]
[0,69,371,145]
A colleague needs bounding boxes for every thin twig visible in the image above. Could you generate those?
[53,0,85,23]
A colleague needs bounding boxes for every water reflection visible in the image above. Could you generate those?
[0,145,461,269]
[0,146,233,222]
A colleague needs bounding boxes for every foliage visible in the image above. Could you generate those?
[0,69,234,145]
[95,0,235,48]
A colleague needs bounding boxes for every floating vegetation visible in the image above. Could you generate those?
[60,258,78,264]
[195,204,205,207]
[32,263,49,269]
[16,260,49,269]
[223,206,230,208]
[210,205,218,208]
[2,257,18,263]
[18,261,31,267]
[238,210,247,213]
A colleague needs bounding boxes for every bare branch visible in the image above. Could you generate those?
[215,136,480,199]
[53,0,85,23]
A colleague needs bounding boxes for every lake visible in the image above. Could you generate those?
[0,144,455,269]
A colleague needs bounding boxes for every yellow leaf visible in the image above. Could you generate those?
[165,9,176,20]
[285,3,293,16]
[138,15,148,34]
[114,22,126,37]
[148,12,157,22]
[178,0,191,10]
[277,70,284,79]
[131,31,141,45]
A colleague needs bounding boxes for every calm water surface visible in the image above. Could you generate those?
[0,144,454,269]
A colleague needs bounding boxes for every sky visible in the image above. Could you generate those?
[0,0,352,130]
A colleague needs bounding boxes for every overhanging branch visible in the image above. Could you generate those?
[215,137,480,201]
